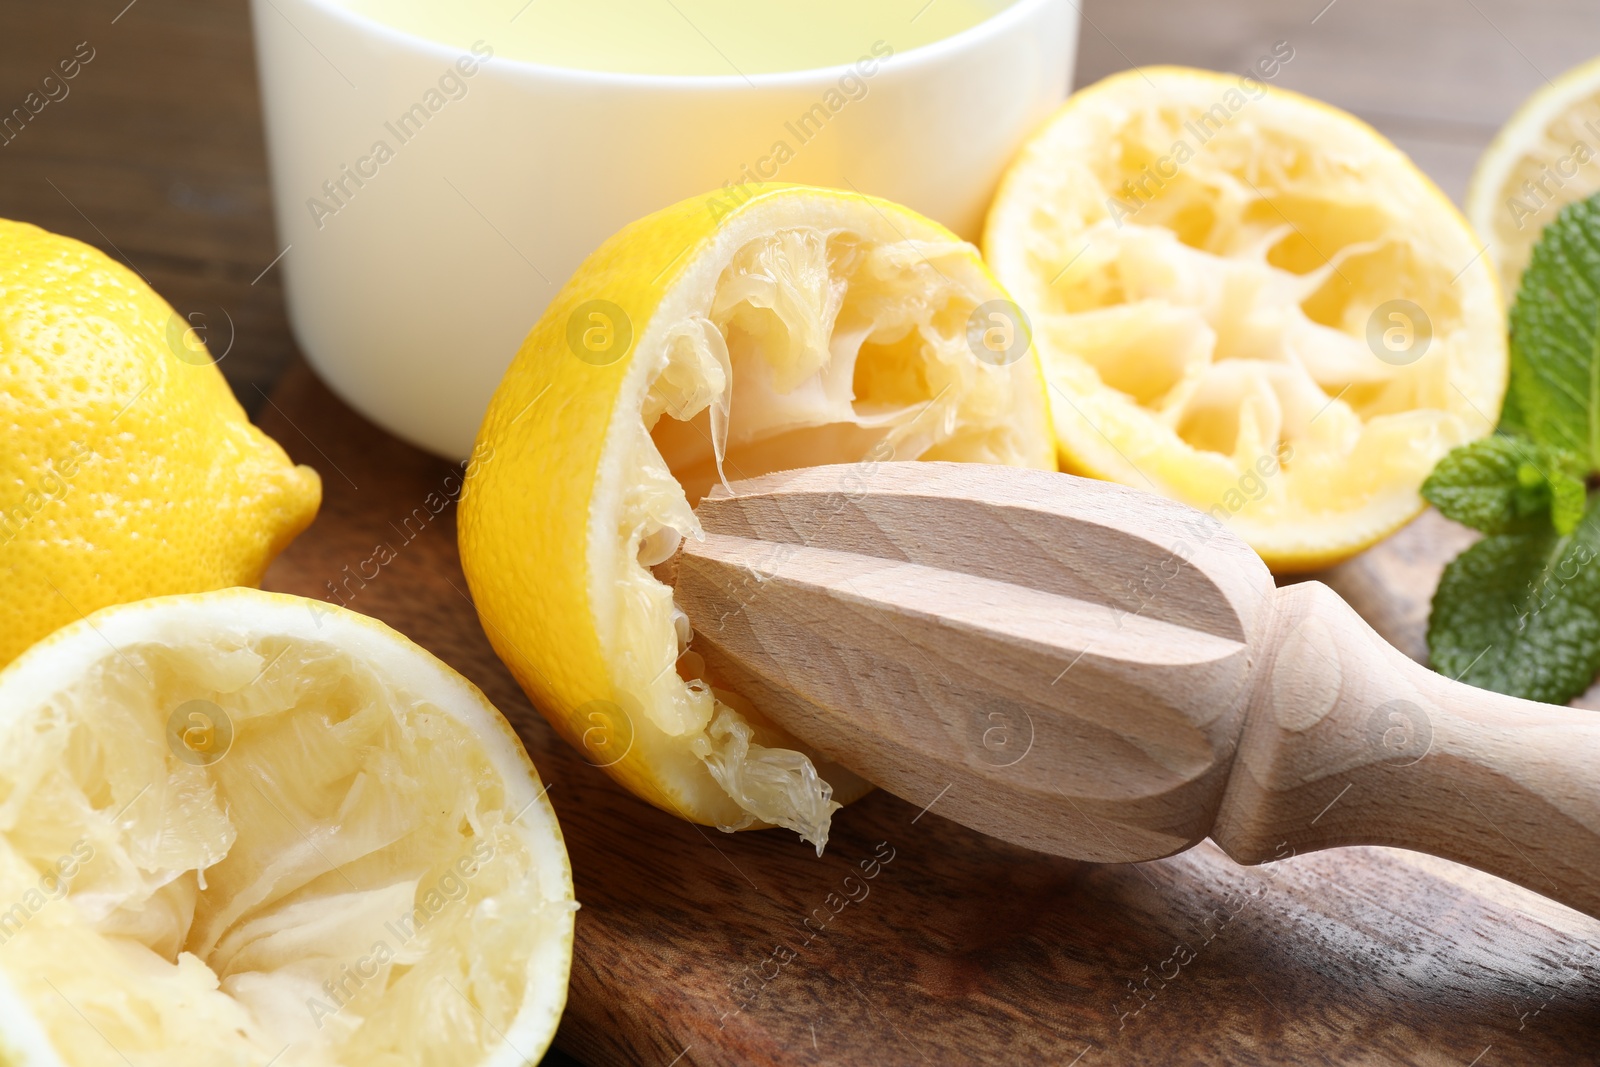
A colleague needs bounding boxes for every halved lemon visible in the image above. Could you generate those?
[460,183,1054,852]
[1467,54,1600,301]
[984,67,1507,571]
[0,588,574,1067]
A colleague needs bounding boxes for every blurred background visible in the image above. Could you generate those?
[0,0,1589,418]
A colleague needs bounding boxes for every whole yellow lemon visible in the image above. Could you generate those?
[0,219,320,665]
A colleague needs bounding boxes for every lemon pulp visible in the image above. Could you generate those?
[1467,54,1600,301]
[462,184,1054,852]
[0,592,572,1067]
[618,225,1045,845]
[985,68,1505,570]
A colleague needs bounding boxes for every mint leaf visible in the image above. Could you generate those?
[1428,495,1600,704]
[1498,378,1528,439]
[1550,466,1589,534]
[1423,191,1600,704]
[1421,435,1586,535]
[1506,192,1600,468]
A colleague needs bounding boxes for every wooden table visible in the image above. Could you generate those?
[4,2,1600,1064]
[250,360,1600,1067]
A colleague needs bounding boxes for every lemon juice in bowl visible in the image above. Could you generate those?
[330,0,1003,74]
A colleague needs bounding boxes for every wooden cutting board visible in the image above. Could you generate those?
[258,360,1600,1066]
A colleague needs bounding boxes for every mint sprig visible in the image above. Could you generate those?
[1424,192,1600,704]
[1507,195,1600,467]
[1422,436,1585,535]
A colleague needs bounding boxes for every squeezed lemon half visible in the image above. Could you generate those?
[460,183,1054,851]
[985,67,1507,571]
[1467,54,1600,301]
[0,589,575,1067]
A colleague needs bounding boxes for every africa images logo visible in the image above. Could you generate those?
[1103,42,1294,226]
[305,41,495,230]
[706,41,895,220]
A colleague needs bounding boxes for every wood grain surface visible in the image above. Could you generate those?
[7,0,1600,1063]
[258,361,1600,1066]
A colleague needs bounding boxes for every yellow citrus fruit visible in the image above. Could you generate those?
[1467,54,1600,301]
[0,588,575,1067]
[984,67,1507,572]
[0,220,321,666]
[460,183,1054,851]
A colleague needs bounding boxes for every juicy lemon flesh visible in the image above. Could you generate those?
[1469,57,1600,300]
[990,72,1504,568]
[608,225,1048,849]
[0,632,562,1067]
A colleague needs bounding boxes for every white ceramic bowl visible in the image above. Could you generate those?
[252,0,1079,458]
